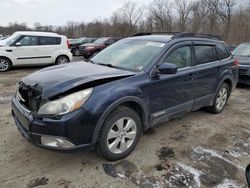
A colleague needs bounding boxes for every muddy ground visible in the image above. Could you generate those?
[0,59,250,188]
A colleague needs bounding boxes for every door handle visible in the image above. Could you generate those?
[217,66,222,71]
[186,73,195,81]
[6,50,12,52]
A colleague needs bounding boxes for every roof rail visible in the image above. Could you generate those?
[171,32,222,40]
[131,32,180,37]
[131,32,222,41]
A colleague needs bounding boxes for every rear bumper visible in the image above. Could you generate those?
[238,65,250,85]
[11,96,95,152]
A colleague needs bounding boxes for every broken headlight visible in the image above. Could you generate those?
[38,88,93,116]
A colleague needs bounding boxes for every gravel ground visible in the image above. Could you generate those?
[0,59,249,188]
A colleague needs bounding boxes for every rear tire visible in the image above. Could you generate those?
[97,106,142,161]
[73,48,80,56]
[208,83,230,114]
[0,57,11,72]
[55,55,69,65]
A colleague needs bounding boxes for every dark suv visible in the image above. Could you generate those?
[79,37,120,58]
[70,37,97,56]
[11,32,238,161]
[232,43,250,85]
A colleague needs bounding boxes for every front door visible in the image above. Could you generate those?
[150,43,196,125]
[11,35,41,65]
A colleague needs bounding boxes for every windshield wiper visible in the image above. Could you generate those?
[89,59,95,64]
[96,63,117,68]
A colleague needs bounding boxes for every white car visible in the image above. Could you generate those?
[0,31,72,72]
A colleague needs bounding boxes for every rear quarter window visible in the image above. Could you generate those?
[216,44,231,60]
[194,45,219,65]
[39,37,61,45]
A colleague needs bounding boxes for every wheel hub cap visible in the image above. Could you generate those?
[216,88,228,111]
[107,117,137,154]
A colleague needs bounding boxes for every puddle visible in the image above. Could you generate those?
[157,147,175,161]
[103,160,137,178]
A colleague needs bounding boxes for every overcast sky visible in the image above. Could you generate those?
[0,0,150,27]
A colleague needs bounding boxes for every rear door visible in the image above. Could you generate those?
[193,42,222,107]
[37,36,62,64]
[150,42,197,125]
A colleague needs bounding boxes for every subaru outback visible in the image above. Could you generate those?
[11,32,238,161]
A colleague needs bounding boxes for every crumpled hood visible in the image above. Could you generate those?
[21,62,135,98]
[234,55,250,65]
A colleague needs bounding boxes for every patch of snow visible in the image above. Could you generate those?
[228,151,241,158]
[177,163,203,188]
[241,128,250,133]
[0,96,12,102]
[192,146,245,171]
[216,178,243,188]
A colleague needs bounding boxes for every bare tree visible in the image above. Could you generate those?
[190,0,209,33]
[148,0,173,32]
[205,0,237,39]
[175,0,192,31]
[113,1,144,34]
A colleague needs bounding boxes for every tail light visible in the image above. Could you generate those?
[66,40,70,49]
[234,58,239,67]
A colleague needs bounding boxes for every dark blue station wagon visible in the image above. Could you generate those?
[11,32,238,160]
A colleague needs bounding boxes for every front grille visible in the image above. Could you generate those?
[17,83,42,112]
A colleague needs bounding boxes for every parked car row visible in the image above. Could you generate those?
[69,36,121,58]
[0,31,72,72]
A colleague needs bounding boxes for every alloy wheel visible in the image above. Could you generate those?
[0,58,9,71]
[216,88,228,111]
[107,117,137,154]
[57,57,68,64]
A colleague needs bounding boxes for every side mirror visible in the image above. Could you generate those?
[15,42,21,47]
[158,63,177,74]
[246,164,250,187]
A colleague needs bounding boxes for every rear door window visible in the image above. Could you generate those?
[216,45,231,60]
[194,45,219,65]
[39,37,61,45]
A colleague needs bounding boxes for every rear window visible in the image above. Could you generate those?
[39,36,61,45]
[194,45,219,65]
[216,45,230,60]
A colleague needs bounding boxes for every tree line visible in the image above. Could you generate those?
[0,0,250,44]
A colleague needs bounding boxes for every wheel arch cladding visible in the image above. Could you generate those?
[91,96,149,145]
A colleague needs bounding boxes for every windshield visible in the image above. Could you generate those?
[1,33,20,46]
[91,39,166,71]
[232,44,250,57]
[94,38,108,44]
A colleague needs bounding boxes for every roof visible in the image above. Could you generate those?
[130,32,223,43]
[13,31,60,37]
[128,35,173,43]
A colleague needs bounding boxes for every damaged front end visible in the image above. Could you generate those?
[11,64,135,151]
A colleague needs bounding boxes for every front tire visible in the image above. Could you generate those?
[97,106,142,161]
[208,83,230,114]
[0,57,11,72]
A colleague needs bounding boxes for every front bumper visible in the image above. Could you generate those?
[11,96,95,151]
[79,48,95,58]
[238,65,250,85]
